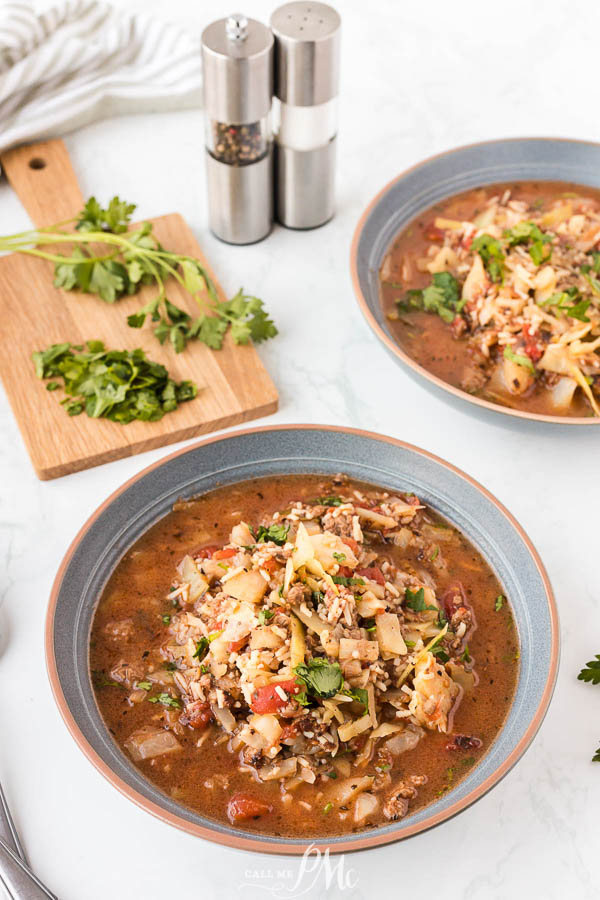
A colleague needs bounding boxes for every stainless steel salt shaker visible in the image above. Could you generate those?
[270,2,341,229]
[201,14,274,244]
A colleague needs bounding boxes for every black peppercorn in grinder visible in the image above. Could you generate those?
[201,14,274,244]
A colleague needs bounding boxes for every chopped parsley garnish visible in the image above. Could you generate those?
[333,552,346,562]
[162,614,171,624]
[471,233,505,283]
[399,271,464,324]
[363,618,377,632]
[379,763,391,772]
[495,595,505,612]
[258,608,274,625]
[344,687,369,714]
[430,546,439,562]
[251,523,290,545]
[461,644,471,664]
[165,662,177,672]
[311,589,325,606]
[541,286,590,322]
[137,681,152,691]
[193,629,223,662]
[147,693,181,709]
[404,586,437,613]
[431,646,450,663]
[503,346,535,373]
[323,802,333,814]
[504,221,553,266]
[294,658,343,700]
[332,575,365,587]
[311,495,344,507]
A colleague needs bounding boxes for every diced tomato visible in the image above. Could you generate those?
[357,566,385,586]
[213,547,237,560]
[424,222,444,242]
[521,323,543,362]
[343,537,359,556]
[461,231,474,251]
[261,557,278,575]
[227,637,248,653]
[183,701,213,730]
[196,544,219,559]
[227,792,273,823]
[250,680,300,714]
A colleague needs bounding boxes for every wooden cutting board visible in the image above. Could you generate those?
[0,140,278,480]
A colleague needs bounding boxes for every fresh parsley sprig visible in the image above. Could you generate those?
[1,196,277,354]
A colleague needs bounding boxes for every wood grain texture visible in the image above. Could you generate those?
[0,140,278,480]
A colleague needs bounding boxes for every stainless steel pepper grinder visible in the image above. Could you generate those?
[270,2,341,229]
[201,14,274,244]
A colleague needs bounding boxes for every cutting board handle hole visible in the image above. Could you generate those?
[28,157,46,170]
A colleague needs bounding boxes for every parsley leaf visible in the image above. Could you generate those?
[405,586,437,613]
[311,495,344,506]
[193,629,223,662]
[147,692,181,709]
[332,575,365,586]
[503,346,535,373]
[495,595,505,612]
[504,221,553,267]
[578,655,600,685]
[258,608,274,625]
[294,658,343,699]
[471,234,505,283]
[32,341,197,424]
[344,687,369,714]
[542,288,590,322]
[252,523,290,545]
[402,272,464,324]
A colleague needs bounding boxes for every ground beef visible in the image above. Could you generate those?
[383,775,428,821]
[321,511,354,538]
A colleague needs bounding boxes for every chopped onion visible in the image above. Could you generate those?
[124,727,181,762]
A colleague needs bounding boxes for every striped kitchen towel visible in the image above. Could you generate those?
[0,0,203,154]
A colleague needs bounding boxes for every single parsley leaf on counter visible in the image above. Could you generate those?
[405,586,437,613]
[578,655,600,685]
[252,523,290,546]
[294,658,343,699]
[503,346,535,373]
[471,233,505,283]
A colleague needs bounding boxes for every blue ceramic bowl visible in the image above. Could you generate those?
[46,425,558,854]
[351,137,600,426]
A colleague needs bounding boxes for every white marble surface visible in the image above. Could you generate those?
[1,0,600,897]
